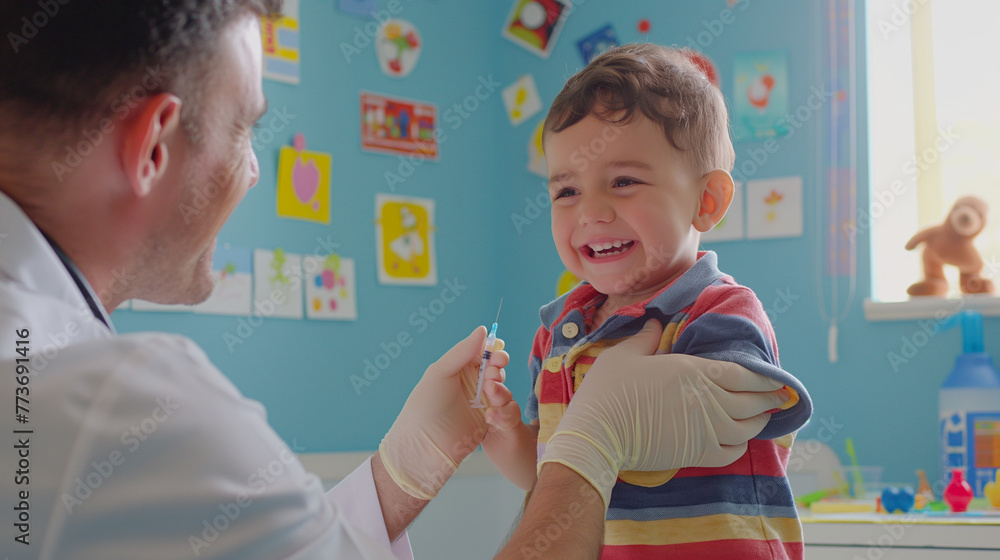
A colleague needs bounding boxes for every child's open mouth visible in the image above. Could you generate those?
[585,240,635,258]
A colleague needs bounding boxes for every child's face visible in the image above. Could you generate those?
[545,113,705,300]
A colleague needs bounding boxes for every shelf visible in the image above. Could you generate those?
[863,296,1000,321]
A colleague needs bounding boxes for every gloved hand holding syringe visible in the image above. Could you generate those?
[470,299,502,408]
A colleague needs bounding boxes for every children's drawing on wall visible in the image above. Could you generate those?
[375,194,437,285]
[193,245,253,316]
[361,92,439,160]
[253,248,303,319]
[304,254,357,320]
[576,24,618,64]
[527,120,547,177]
[502,0,572,58]
[502,75,543,126]
[701,182,744,243]
[746,176,803,240]
[733,50,790,141]
[556,269,581,297]
[376,19,421,78]
[260,0,300,84]
[277,133,331,224]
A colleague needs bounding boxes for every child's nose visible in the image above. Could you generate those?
[578,193,615,226]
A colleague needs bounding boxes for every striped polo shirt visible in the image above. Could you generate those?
[526,251,812,559]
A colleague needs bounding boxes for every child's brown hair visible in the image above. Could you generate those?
[544,43,735,176]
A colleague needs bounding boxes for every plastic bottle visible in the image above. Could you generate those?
[940,310,1000,497]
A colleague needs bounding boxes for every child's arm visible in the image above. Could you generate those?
[481,384,540,491]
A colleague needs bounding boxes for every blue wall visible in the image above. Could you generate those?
[114,0,1000,489]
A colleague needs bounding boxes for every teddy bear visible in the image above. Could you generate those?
[905,195,994,296]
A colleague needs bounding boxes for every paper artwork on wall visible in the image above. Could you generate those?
[733,50,790,141]
[261,0,300,84]
[375,19,421,78]
[253,248,303,319]
[576,24,618,64]
[276,133,331,224]
[701,182,744,243]
[338,0,375,16]
[375,194,437,285]
[361,92,439,160]
[304,254,357,320]
[746,176,803,240]
[502,0,572,58]
[502,75,543,126]
[192,245,254,316]
[527,120,547,177]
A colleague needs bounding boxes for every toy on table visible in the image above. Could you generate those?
[844,437,865,497]
[905,196,994,296]
[985,471,1000,508]
[915,469,935,509]
[881,487,916,514]
[944,469,975,512]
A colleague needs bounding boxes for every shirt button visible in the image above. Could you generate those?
[561,322,580,338]
[546,357,562,372]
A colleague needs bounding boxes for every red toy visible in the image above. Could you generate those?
[943,469,974,513]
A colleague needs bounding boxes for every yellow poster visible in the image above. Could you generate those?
[375,194,436,285]
[276,134,331,224]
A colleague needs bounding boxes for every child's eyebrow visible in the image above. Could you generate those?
[606,160,653,171]
[548,171,574,186]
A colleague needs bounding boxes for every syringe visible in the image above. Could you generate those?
[470,299,502,408]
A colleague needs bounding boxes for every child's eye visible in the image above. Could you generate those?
[613,177,640,188]
[553,187,578,200]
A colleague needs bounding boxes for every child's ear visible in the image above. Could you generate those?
[693,170,735,233]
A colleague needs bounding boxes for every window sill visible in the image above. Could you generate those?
[863,295,1000,321]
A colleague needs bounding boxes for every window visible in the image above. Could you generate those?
[866,0,1000,318]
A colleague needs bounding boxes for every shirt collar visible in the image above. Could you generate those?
[39,231,115,332]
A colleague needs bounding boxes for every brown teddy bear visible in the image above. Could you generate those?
[905,195,994,296]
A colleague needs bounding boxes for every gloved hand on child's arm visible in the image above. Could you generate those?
[539,319,792,508]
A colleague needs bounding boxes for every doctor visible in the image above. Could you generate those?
[0,1,790,559]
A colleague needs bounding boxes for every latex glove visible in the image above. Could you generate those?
[539,319,790,507]
[379,326,508,500]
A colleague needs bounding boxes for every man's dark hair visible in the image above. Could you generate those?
[0,0,281,152]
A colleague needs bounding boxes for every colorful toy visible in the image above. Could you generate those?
[905,196,994,296]
[881,487,916,513]
[985,471,1000,508]
[916,469,935,501]
[943,469,975,512]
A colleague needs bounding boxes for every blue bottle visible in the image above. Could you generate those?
[940,310,1000,496]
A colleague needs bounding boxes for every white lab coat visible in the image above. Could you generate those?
[0,191,411,560]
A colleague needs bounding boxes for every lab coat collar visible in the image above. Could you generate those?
[0,189,115,334]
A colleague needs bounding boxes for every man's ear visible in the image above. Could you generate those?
[120,93,182,198]
[693,169,735,233]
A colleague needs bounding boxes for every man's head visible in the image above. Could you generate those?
[543,44,735,303]
[0,1,280,309]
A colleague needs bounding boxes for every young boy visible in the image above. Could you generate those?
[482,44,812,558]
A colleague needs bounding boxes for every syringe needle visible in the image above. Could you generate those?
[471,299,503,408]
